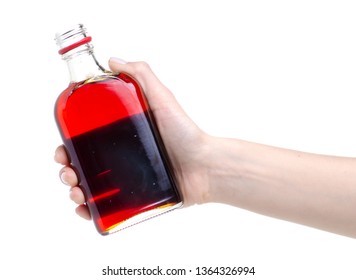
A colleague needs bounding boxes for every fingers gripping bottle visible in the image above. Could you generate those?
[54,24,182,235]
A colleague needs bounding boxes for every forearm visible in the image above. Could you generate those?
[206,137,356,238]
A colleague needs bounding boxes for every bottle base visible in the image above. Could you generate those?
[99,201,183,235]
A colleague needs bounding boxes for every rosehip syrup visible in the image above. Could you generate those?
[55,74,181,234]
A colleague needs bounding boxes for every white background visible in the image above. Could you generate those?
[1,0,356,279]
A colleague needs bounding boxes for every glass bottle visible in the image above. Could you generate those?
[54,24,183,235]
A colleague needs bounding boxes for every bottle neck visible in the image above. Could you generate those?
[55,24,107,83]
[65,49,106,83]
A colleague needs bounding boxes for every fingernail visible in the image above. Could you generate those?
[60,171,69,185]
[109,57,127,64]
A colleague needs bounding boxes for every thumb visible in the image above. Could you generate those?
[108,57,165,94]
[108,57,179,112]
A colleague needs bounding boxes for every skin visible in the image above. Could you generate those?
[55,58,356,238]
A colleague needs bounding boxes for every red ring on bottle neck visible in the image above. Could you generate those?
[58,36,92,55]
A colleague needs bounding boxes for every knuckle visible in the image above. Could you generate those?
[132,61,151,75]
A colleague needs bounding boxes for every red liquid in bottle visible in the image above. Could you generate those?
[55,74,181,234]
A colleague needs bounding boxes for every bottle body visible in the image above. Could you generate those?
[55,73,182,235]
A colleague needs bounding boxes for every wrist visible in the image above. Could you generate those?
[205,137,245,205]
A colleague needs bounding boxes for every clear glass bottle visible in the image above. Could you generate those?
[54,24,183,235]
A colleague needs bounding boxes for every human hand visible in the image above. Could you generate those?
[54,58,211,220]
